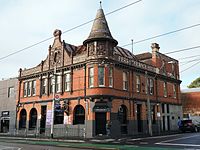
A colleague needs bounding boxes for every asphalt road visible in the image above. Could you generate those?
[0,133,200,150]
[125,132,200,149]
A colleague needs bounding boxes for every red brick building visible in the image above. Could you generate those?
[16,7,182,138]
[181,88,200,117]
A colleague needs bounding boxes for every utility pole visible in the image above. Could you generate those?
[145,71,152,136]
[50,64,56,138]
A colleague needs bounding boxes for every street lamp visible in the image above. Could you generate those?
[50,55,57,138]
[145,71,152,136]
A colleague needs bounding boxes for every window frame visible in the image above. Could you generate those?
[55,75,61,93]
[27,81,31,97]
[149,78,154,95]
[64,72,71,92]
[32,80,36,96]
[136,75,141,93]
[108,67,113,87]
[173,84,177,98]
[23,82,27,97]
[73,105,85,125]
[89,67,94,88]
[98,66,105,87]
[163,82,167,97]
[123,71,128,90]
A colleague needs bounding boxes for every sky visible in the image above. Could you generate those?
[0,0,200,89]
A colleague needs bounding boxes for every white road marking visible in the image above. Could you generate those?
[156,134,200,147]
[156,142,200,147]
[156,134,200,143]
[129,133,183,141]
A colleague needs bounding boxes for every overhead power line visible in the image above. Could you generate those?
[122,23,200,47]
[180,58,200,64]
[180,60,200,73]
[165,45,200,55]
[0,0,142,62]
[178,54,200,60]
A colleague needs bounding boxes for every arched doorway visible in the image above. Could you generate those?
[118,105,128,134]
[29,108,37,129]
[19,109,27,129]
[73,105,85,125]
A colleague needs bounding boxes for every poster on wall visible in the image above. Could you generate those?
[64,116,68,124]
[46,110,52,126]
[64,115,71,124]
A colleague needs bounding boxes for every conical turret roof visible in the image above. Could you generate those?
[83,8,118,46]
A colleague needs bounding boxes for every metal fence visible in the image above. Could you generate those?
[0,127,85,139]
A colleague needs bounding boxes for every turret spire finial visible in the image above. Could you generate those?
[100,1,102,9]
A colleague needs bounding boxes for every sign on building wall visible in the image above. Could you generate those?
[46,110,52,126]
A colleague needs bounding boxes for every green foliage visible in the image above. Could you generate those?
[188,77,200,88]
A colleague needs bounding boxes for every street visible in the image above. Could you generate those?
[125,132,200,149]
[0,133,200,150]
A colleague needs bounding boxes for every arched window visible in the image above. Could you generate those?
[19,109,27,129]
[73,105,85,125]
[29,108,37,129]
[118,105,128,134]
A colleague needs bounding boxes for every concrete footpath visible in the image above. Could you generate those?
[0,135,179,150]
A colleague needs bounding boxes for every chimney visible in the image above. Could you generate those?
[151,43,160,53]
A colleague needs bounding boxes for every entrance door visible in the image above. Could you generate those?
[95,112,106,135]
[40,106,47,134]
[137,104,143,132]
[1,120,9,133]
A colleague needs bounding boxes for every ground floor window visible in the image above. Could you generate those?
[54,104,64,125]
[19,109,27,129]
[29,108,37,129]
[73,105,85,125]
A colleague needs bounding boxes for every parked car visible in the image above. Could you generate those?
[179,119,200,132]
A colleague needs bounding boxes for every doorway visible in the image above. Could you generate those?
[40,106,47,134]
[137,104,143,132]
[1,119,9,133]
[95,112,106,135]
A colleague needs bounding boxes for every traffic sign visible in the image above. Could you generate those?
[55,94,60,101]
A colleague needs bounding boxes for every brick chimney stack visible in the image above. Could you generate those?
[151,43,160,53]
[151,43,160,67]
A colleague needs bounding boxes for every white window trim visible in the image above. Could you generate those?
[32,80,36,96]
[136,75,140,93]
[89,67,94,88]
[123,72,128,90]
[109,67,113,87]
[65,72,71,92]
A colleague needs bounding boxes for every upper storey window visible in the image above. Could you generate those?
[123,72,128,90]
[55,75,61,93]
[98,66,105,86]
[23,80,36,97]
[109,67,113,87]
[8,87,14,98]
[32,80,36,96]
[89,67,94,88]
[136,75,141,93]
[65,73,71,92]
[163,82,167,97]
[41,78,47,95]
[49,77,54,94]
[149,78,154,95]
[173,84,177,98]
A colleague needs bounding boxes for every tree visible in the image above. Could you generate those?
[188,77,200,88]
